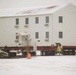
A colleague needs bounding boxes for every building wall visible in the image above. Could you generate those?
[29,14,53,46]
[53,4,76,46]
[0,14,53,47]
[0,17,16,46]
[0,4,76,47]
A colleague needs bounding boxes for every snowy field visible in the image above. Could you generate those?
[0,55,76,75]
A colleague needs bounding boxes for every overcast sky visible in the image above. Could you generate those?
[0,0,76,9]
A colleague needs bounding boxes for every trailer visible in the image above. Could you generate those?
[0,44,76,58]
[37,45,76,56]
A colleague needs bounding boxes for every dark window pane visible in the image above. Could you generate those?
[46,16,49,23]
[46,32,49,38]
[59,32,63,38]
[35,17,39,24]
[59,16,63,23]
[16,36,19,39]
[16,33,19,39]
[16,18,19,25]
[25,18,29,24]
[35,32,39,39]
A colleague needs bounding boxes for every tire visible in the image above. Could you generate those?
[72,50,75,55]
[41,51,44,56]
[9,52,16,57]
[22,52,27,56]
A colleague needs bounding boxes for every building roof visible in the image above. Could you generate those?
[0,3,75,17]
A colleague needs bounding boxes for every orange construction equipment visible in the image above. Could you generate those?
[27,52,31,59]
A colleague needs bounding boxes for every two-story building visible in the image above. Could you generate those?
[0,3,76,52]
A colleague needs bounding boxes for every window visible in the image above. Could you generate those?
[35,32,39,39]
[59,16,63,23]
[46,16,49,23]
[35,17,39,24]
[59,32,63,38]
[25,18,29,24]
[16,33,19,39]
[16,18,19,25]
[46,32,49,38]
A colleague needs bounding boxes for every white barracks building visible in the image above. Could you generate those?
[0,3,76,48]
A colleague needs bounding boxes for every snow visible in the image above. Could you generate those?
[0,3,70,17]
[0,55,76,75]
[19,32,29,36]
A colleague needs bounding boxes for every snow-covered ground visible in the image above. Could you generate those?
[0,55,76,75]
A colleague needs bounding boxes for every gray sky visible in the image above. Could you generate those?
[0,0,76,9]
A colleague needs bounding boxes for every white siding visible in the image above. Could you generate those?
[0,4,76,47]
[0,17,16,46]
[53,4,76,46]
[28,14,53,46]
[0,14,53,47]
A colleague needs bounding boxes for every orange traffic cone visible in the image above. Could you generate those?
[27,52,31,59]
